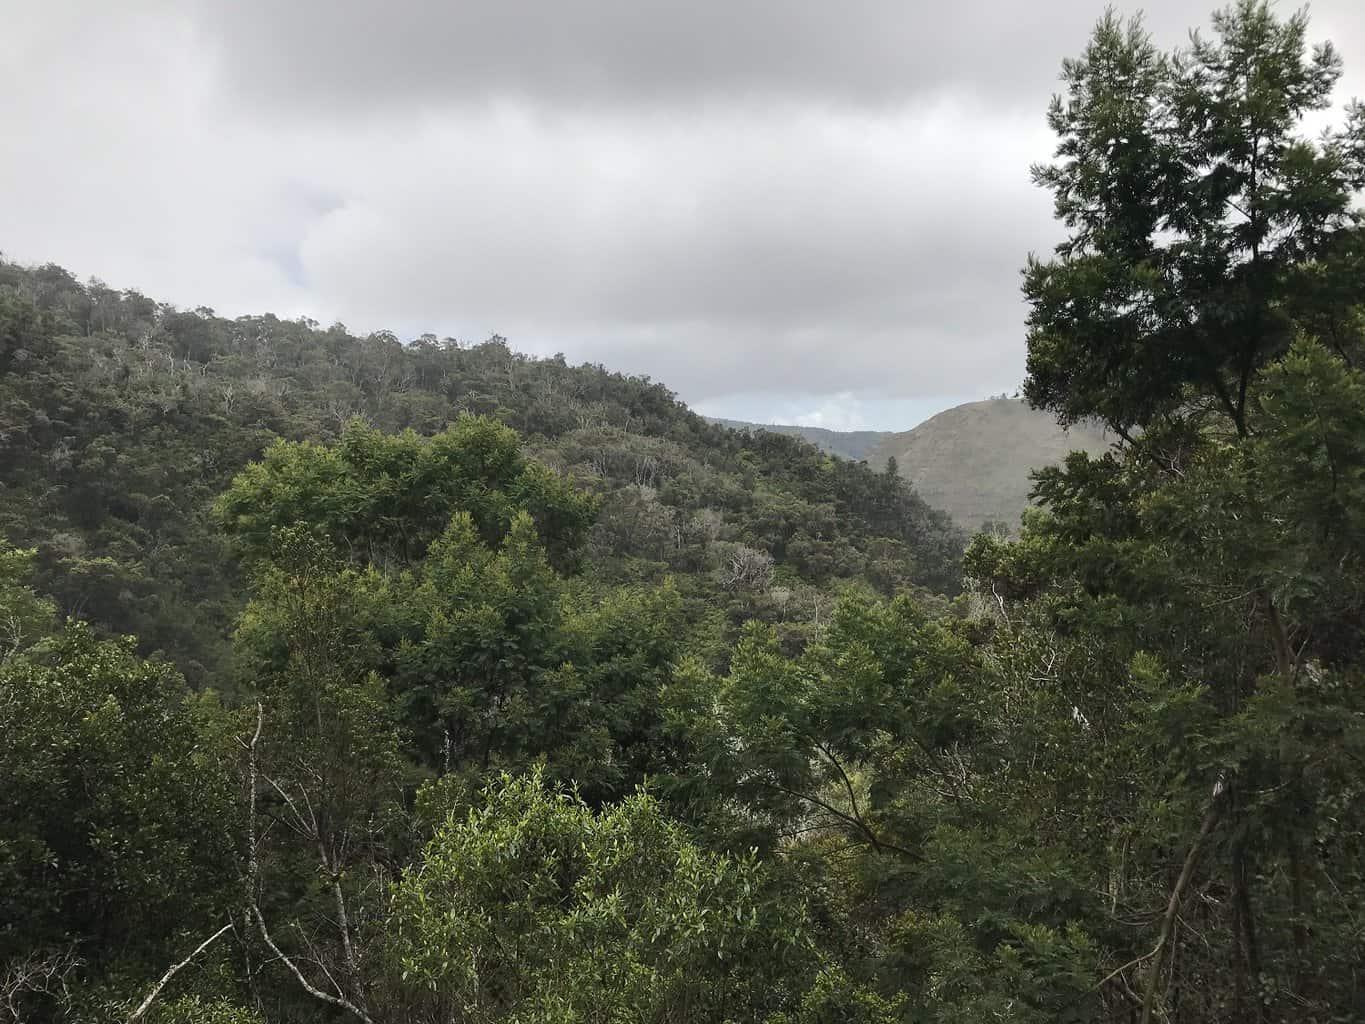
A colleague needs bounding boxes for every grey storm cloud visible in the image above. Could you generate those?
[194,0,1364,111]
[5,1,1364,429]
[192,1,1115,110]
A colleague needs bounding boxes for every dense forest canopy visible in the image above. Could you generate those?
[3,3,1365,1023]
[0,259,964,688]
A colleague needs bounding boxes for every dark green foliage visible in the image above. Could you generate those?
[231,502,692,805]
[1024,1,1365,435]
[969,5,1365,1017]
[4,4,1365,1022]
[0,615,237,1019]
[960,339,1365,1019]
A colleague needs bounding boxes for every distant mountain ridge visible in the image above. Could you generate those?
[866,399,1111,532]
[704,417,892,461]
[714,399,1112,532]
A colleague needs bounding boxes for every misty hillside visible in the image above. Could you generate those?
[713,401,1111,532]
[705,417,891,461]
[867,398,1111,532]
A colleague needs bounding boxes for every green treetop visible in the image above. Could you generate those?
[1024,0,1365,436]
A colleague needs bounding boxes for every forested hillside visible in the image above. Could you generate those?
[3,4,1365,1024]
[0,261,963,687]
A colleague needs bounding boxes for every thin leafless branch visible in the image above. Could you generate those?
[127,923,233,1024]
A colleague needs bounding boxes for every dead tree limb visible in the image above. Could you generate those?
[251,905,373,1024]
[243,701,372,1024]
[1141,773,1227,1024]
[126,923,233,1024]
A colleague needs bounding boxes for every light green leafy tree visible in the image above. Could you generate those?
[381,770,887,1024]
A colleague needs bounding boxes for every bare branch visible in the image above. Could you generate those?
[1141,773,1227,1024]
[1,948,83,1024]
[262,772,315,839]
[251,904,373,1024]
[126,923,233,1024]
[760,778,920,862]
[246,702,264,895]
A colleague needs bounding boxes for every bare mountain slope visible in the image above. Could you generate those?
[866,398,1111,532]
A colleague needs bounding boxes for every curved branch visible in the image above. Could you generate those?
[811,741,874,842]
[760,779,920,862]
[1140,773,1227,1024]
[252,904,373,1024]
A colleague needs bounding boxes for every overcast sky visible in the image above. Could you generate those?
[3,2,1362,430]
